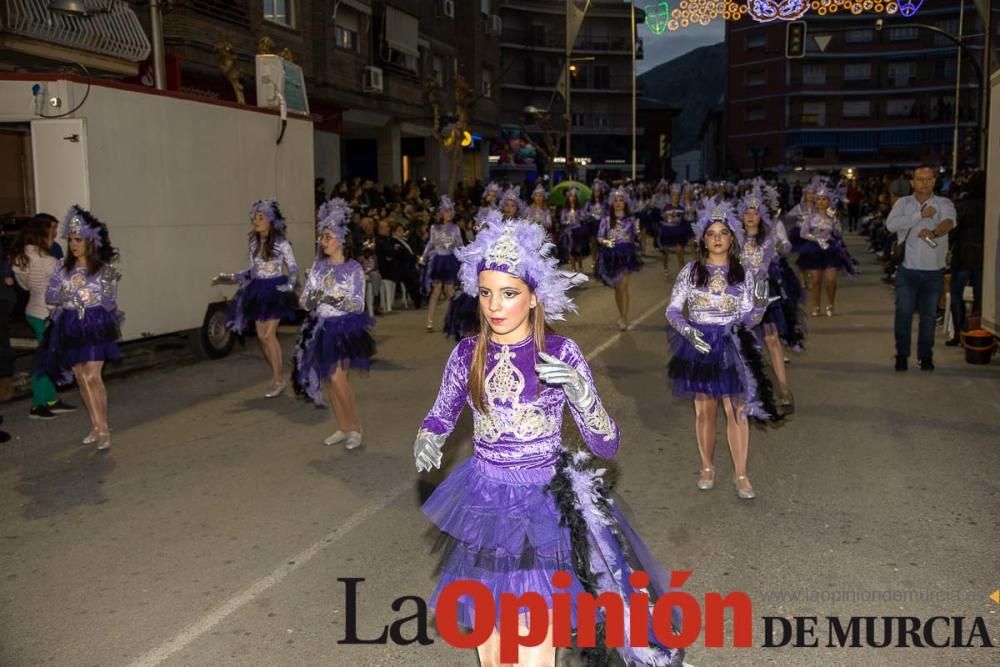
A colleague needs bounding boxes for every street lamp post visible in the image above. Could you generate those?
[630,0,637,182]
[951,0,966,178]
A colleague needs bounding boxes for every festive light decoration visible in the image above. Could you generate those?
[747,0,809,21]
[809,1,903,16]
[644,1,671,34]
[898,0,924,17]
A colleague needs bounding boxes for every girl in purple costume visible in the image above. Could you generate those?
[736,186,805,411]
[658,184,692,276]
[559,187,588,274]
[41,206,123,451]
[524,184,555,247]
[292,199,375,451]
[215,200,299,398]
[414,219,685,667]
[795,185,859,317]
[585,182,608,269]
[421,195,464,333]
[666,200,781,500]
[596,187,643,331]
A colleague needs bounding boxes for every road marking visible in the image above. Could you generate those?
[127,295,670,667]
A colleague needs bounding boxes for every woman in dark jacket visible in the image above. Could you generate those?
[946,171,985,345]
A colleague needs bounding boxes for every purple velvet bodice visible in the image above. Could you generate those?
[740,234,778,280]
[800,212,841,243]
[560,207,583,230]
[420,335,620,469]
[598,216,640,246]
[524,205,553,230]
[666,261,762,330]
[422,222,464,259]
[299,258,365,317]
[236,236,298,284]
[45,266,118,319]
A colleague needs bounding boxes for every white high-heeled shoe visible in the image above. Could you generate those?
[96,432,112,451]
[697,467,715,491]
[264,380,286,399]
[83,429,99,445]
[324,430,347,446]
[344,431,363,450]
[734,475,756,500]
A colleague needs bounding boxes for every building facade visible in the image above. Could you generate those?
[0,0,502,190]
[725,0,986,176]
[495,0,645,181]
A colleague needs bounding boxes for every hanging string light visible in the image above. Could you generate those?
[644,1,672,34]
[659,0,920,32]
[746,1,809,22]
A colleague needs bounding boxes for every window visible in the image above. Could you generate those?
[595,116,610,129]
[530,24,546,47]
[481,0,490,15]
[843,63,872,81]
[263,0,292,27]
[745,69,767,86]
[934,20,959,46]
[889,27,920,41]
[530,59,547,85]
[335,26,358,51]
[802,101,826,126]
[572,112,586,127]
[432,55,444,86]
[481,68,492,98]
[802,64,827,84]
[886,98,916,117]
[933,59,957,80]
[842,100,871,119]
[592,64,611,89]
[887,61,917,86]
[845,29,874,43]
[747,104,766,121]
[747,32,767,50]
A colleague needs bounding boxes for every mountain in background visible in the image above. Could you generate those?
[639,42,726,155]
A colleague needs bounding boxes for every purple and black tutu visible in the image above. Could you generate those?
[667,323,781,421]
[561,224,592,259]
[422,254,461,294]
[760,259,806,350]
[657,223,693,249]
[36,307,122,386]
[292,312,375,407]
[226,276,298,334]
[424,451,685,665]
[795,238,860,275]
[596,242,642,287]
[787,224,805,252]
[443,292,480,341]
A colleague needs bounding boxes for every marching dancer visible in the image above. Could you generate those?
[420,195,464,333]
[658,183,692,276]
[498,186,523,221]
[523,183,554,243]
[41,207,122,451]
[585,180,609,268]
[737,185,805,410]
[666,200,780,499]
[596,187,642,331]
[292,199,375,451]
[214,199,299,398]
[10,215,77,420]
[413,218,685,667]
[559,186,589,274]
[796,183,858,316]
[474,182,501,232]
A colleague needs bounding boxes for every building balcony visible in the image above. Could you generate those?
[0,0,150,72]
[501,75,639,95]
[499,28,635,55]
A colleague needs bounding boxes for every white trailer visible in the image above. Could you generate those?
[0,74,314,357]
[983,70,1000,337]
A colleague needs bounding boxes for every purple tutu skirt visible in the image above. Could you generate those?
[226,276,297,334]
[36,307,122,386]
[796,238,859,274]
[760,260,806,350]
[596,242,642,287]
[423,452,686,665]
[788,225,806,252]
[658,223,693,249]
[667,324,743,399]
[443,292,479,342]
[292,313,375,407]
[561,224,592,259]
[421,254,461,295]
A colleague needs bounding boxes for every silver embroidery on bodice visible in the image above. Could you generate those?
[473,345,558,443]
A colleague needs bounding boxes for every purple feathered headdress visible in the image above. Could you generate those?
[317,198,351,241]
[456,219,577,322]
[694,197,744,246]
[483,182,501,202]
[531,183,547,199]
[438,194,455,214]
[609,186,632,213]
[814,179,844,207]
[61,205,104,248]
[250,199,286,233]
[499,186,523,215]
[737,184,772,226]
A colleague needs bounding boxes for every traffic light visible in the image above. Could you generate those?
[786,21,807,59]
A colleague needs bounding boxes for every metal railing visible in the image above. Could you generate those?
[2,0,151,62]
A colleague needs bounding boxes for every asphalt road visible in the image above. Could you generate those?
[1,239,997,667]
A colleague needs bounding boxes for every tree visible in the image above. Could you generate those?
[425,75,472,197]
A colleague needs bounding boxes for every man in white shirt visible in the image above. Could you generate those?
[885,165,956,371]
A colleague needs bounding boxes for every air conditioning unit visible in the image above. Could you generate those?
[436,0,454,18]
[363,66,384,93]
[486,14,503,37]
[255,54,310,114]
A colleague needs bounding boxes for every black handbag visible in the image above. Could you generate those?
[889,227,913,271]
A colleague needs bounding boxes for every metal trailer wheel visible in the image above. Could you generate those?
[196,302,236,359]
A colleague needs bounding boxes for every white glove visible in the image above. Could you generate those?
[534,351,595,411]
[682,326,712,355]
[414,430,446,472]
[276,280,295,293]
[212,273,239,286]
[754,279,781,309]
[817,238,830,250]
